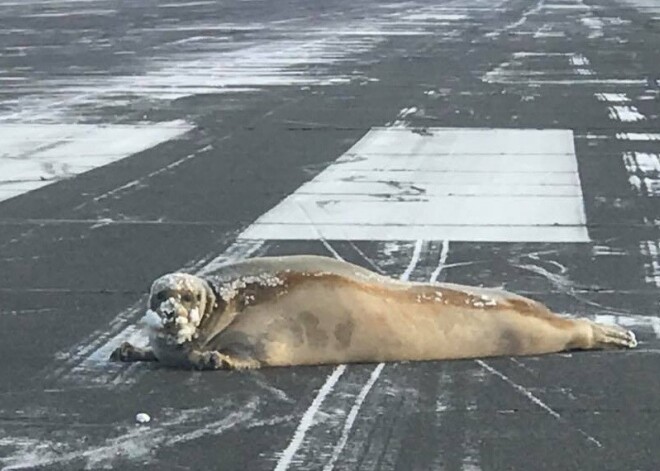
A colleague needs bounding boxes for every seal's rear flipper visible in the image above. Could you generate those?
[589,323,638,350]
[110,342,158,362]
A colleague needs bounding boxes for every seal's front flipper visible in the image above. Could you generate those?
[189,350,261,370]
[109,342,158,362]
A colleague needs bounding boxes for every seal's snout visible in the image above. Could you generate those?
[158,297,176,317]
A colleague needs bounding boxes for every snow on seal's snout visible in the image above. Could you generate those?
[143,273,206,344]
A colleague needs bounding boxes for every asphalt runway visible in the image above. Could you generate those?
[1,0,659,469]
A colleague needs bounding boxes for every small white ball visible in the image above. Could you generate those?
[135,412,151,424]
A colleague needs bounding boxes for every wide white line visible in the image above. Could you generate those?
[595,92,630,103]
[273,365,347,471]
[607,105,646,122]
[0,122,192,203]
[240,127,590,243]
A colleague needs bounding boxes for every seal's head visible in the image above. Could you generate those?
[142,273,217,344]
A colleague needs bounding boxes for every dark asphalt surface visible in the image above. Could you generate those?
[1,0,660,469]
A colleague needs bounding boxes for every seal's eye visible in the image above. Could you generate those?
[181,293,193,303]
[156,292,167,302]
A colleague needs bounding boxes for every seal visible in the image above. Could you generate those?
[110,255,637,370]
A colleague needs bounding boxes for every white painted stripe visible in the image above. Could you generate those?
[430,240,450,283]
[273,365,347,471]
[333,153,578,171]
[607,105,646,122]
[348,128,575,154]
[239,127,589,242]
[622,152,660,197]
[0,122,192,202]
[485,78,646,85]
[616,133,660,141]
[20,9,116,17]
[640,240,660,289]
[476,360,602,447]
[400,239,423,281]
[623,153,660,173]
[313,170,579,185]
[253,197,587,225]
[297,181,581,197]
[244,224,584,242]
[569,54,590,67]
[322,363,385,471]
[595,93,630,103]
[477,359,560,419]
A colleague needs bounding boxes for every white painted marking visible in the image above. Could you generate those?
[322,363,385,471]
[486,77,645,85]
[20,10,116,18]
[298,180,581,197]
[240,128,589,242]
[633,152,660,173]
[476,360,560,418]
[543,3,590,9]
[625,153,660,173]
[274,366,347,471]
[483,56,643,85]
[430,240,449,283]
[643,177,660,196]
[0,122,192,202]
[640,240,660,289]
[512,52,571,58]
[607,105,646,122]
[533,28,565,38]
[580,16,604,38]
[400,239,423,281]
[159,1,217,7]
[403,13,467,21]
[476,360,602,447]
[596,92,630,103]
[569,54,590,67]
[628,175,644,194]
[616,133,660,141]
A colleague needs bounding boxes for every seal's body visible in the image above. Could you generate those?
[111,255,637,370]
